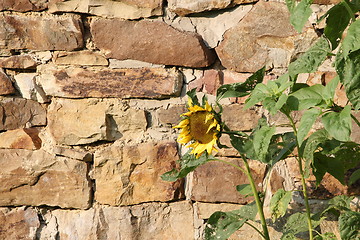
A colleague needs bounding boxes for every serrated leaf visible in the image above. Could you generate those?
[288,37,331,79]
[297,108,322,146]
[339,211,360,240]
[244,83,269,109]
[236,184,253,197]
[288,85,324,110]
[253,121,276,163]
[322,75,339,104]
[349,168,360,185]
[205,211,246,240]
[289,0,313,32]
[321,105,352,141]
[342,18,360,58]
[270,189,292,221]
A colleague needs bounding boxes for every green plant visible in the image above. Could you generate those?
[162,0,360,239]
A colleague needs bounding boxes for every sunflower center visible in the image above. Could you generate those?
[189,111,216,144]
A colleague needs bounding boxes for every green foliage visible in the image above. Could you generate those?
[286,0,313,33]
[236,184,253,197]
[321,105,352,141]
[339,211,360,240]
[270,189,292,221]
[297,108,322,146]
[281,212,322,239]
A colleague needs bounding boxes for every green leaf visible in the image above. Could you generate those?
[342,18,360,58]
[288,85,324,110]
[297,108,322,146]
[314,232,337,240]
[236,184,253,197]
[230,134,257,160]
[266,132,297,165]
[339,211,360,240]
[323,3,352,50]
[244,83,269,109]
[270,189,292,221]
[336,49,360,110]
[321,105,352,141]
[289,0,313,33]
[313,152,346,185]
[322,75,339,104]
[186,88,200,106]
[253,120,276,163]
[216,67,265,101]
[288,37,331,79]
[282,212,322,236]
[328,195,353,210]
[349,168,360,185]
[233,201,258,221]
[205,211,246,240]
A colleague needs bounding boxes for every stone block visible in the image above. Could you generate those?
[54,50,108,66]
[92,141,184,206]
[191,158,266,204]
[0,0,47,12]
[37,65,182,99]
[91,19,215,67]
[157,104,187,126]
[49,0,163,19]
[0,207,40,240]
[14,73,49,103]
[0,128,42,150]
[222,104,260,131]
[0,69,15,95]
[188,69,222,95]
[0,13,83,51]
[0,55,37,69]
[0,149,92,209]
[0,98,46,131]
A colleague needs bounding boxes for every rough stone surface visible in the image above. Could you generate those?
[91,19,215,67]
[157,104,187,126]
[49,0,163,19]
[0,207,40,240]
[54,51,108,66]
[351,112,360,144]
[0,128,42,150]
[40,201,194,240]
[47,98,147,145]
[188,69,222,95]
[109,59,163,69]
[0,149,91,209]
[0,13,83,51]
[14,73,49,103]
[0,0,48,12]
[92,140,184,206]
[0,98,47,131]
[0,69,15,95]
[222,104,260,131]
[0,55,37,69]
[191,158,266,203]
[168,0,256,16]
[37,64,183,99]
[216,1,297,72]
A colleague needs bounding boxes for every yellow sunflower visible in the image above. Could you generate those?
[173,98,220,157]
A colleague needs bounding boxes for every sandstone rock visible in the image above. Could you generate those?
[168,0,255,16]
[0,207,40,240]
[191,158,266,203]
[54,50,108,66]
[0,128,42,150]
[14,73,49,103]
[0,13,83,51]
[47,98,147,145]
[157,104,187,126]
[188,69,222,95]
[0,69,15,95]
[0,0,48,12]
[0,98,46,131]
[49,0,163,19]
[37,65,182,99]
[0,149,91,209]
[53,147,92,162]
[109,59,163,69]
[91,19,215,67]
[0,55,37,69]
[216,1,297,72]
[92,140,184,206]
[222,104,260,131]
[41,201,194,240]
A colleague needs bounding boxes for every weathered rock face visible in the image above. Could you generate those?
[0,13,83,51]
[0,149,91,209]
[216,1,297,72]
[54,51,108,66]
[168,0,256,16]
[0,207,40,240]
[0,69,15,95]
[157,104,187,126]
[40,201,194,240]
[191,158,266,203]
[92,141,184,206]
[14,73,49,103]
[0,128,42,150]
[47,98,147,145]
[0,98,47,131]
[37,65,182,99]
[0,0,48,12]
[222,104,260,131]
[49,0,163,19]
[0,55,37,69]
[91,19,215,67]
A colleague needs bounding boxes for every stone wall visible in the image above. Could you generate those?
[0,0,359,239]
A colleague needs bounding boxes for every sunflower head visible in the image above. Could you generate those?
[173,97,220,158]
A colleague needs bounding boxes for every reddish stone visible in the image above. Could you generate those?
[0,13,83,51]
[0,128,42,150]
[188,70,222,95]
[0,70,15,95]
[0,55,37,69]
[0,0,47,12]
[91,19,215,67]
[222,104,260,131]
